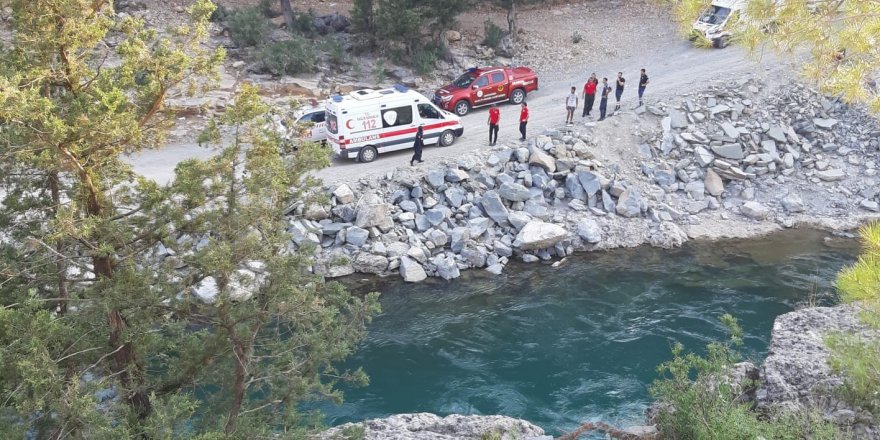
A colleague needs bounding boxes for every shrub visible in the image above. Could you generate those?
[372,59,386,83]
[650,314,844,440]
[350,0,375,34]
[291,9,317,36]
[258,38,318,75]
[482,20,507,49]
[321,38,349,66]
[209,3,229,22]
[412,46,441,76]
[228,7,272,48]
[259,0,277,17]
[571,31,583,44]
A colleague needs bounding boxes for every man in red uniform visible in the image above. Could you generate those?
[519,102,529,141]
[488,103,500,146]
[582,73,598,117]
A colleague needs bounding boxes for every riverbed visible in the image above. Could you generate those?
[321,229,859,435]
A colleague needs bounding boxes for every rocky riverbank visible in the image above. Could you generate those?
[285,78,880,283]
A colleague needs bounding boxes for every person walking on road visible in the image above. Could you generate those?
[565,86,578,125]
[638,68,649,106]
[599,77,611,121]
[582,73,598,117]
[410,124,424,166]
[488,103,500,146]
[519,101,529,141]
[614,72,626,112]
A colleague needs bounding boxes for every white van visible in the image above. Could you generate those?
[691,0,745,48]
[325,85,464,163]
[293,101,327,143]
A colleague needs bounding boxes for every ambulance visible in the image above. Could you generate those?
[325,85,464,163]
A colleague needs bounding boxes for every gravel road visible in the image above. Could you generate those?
[129,41,788,185]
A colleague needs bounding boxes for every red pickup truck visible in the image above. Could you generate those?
[432,66,539,116]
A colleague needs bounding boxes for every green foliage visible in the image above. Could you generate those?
[0,1,378,437]
[482,20,507,49]
[259,0,278,17]
[650,315,844,439]
[479,429,503,440]
[228,6,273,47]
[373,59,387,83]
[660,0,880,115]
[413,45,442,76]
[290,8,317,36]
[259,37,319,75]
[336,424,367,440]
[209,3,230,22]
[351,0,375,34]
[322,38,350,66]
[826,222,880,417]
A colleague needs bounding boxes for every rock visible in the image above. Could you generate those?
[480,191,509,224]
[781,194,805,213]
[333,184,355,204]
[528,148,556,172]
[816,169,845,182]
[514,221,567,250]
[860,200,880,212]
[508,211,532,231]
[577,171,602,195]
[767,126,787,143]
[485,264,504,275]
[193,276,218,304]
[669,109,688,129]
[695,146,715,167]
[314,413,547,440]
[653,169,677,187]
[741,201,771,220]
[444,30,462,42]
[431,254,461,280]
[621,425,659,439]
[649,221,688,249]
[813,118,839,129]
[399,256,427,282]
[426,169,446,188]
[499,182,531,202]
[711,143,744,160]
[704,169,724,196]
[616,189,644,218]
[720,122,739,139]
[345,226,370,247]
[576,219,602,244]
[445,168,469,183]
[355,195,394,231]
[352,253,389,274]
[685,181,706,200]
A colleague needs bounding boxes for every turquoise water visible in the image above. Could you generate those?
[323,230,859,435]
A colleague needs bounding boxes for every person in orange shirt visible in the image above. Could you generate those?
[488,103,500,146]
[519,102,529,141]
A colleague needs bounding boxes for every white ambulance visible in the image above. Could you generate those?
[325,85,465,163]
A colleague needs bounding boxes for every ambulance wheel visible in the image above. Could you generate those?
[439,130,456,147]
[358,146,377,163]
[454,100,471,116]
[509,88,526,105]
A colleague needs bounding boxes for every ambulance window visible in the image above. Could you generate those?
[326,113,338,134]
[309,111,326,123]
[474,75,489,88]
[490,72,505,84]
[417,104,441,120]
[382,105,413,128]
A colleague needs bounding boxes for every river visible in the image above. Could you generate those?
[320,229,859,435]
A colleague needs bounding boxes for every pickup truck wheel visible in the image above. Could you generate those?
[439,130,456,147]
[714,35,731,49]
[509,88,526,105]
[358,146,377,163]
[454,100,471,116]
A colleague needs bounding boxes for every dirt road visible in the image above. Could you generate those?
[129,41,789,185]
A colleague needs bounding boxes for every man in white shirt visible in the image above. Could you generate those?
[565,86,578,125]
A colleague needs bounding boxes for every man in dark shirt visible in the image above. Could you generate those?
[614,72,625,112]
[638,68,649,106]
[599,78,611,121]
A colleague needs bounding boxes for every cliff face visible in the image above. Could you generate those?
[757,304,880,438]
[313,413,551,440]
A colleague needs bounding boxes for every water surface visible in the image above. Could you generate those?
[324,229,859,435]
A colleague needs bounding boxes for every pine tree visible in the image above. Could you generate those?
[0,1,378,437]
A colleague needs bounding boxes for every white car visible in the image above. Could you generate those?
[292,103,327,143]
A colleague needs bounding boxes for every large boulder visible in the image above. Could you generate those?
[514,221,567,250]
[528,148,556,173]
[333,184,355,204]
[399,256,427,283]
[704,169,724,196]
[499,182,531,202]
[355,194,394,231]
[480,191,510,224]
[431,254,461,280]
[576,219,602,244]
[314,413,548,440]
[741,201,771,220]
[352,253,389,274]
[616,189,644,218]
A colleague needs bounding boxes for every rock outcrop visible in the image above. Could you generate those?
[313,413,550,440]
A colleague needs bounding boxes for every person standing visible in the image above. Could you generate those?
[565,86,578,125]
[410,124,424,166]
[488,103,500,146]
[614,72,625,112]
[638,68,649,106]
[519,101,529,141]
[583,73,598,117]
[599,77,611,121]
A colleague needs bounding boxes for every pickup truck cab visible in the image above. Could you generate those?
[691,0,745,48]
[432,66,539,116]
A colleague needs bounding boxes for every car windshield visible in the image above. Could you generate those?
[699,6,731,24]
[453,73,476,88]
